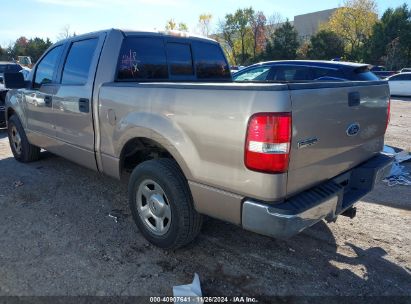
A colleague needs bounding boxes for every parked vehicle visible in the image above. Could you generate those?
[17,56,33,68]
[399,68,411,73]
[4,29,392,249]
[233,60,380,82]
[387,72,411,96]
[373,71,397,79]
[0,62,23,127]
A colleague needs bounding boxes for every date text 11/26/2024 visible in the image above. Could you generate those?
[149,296,258,303]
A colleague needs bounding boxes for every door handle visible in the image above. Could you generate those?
[44,95,52,107]
[78,98,89,113]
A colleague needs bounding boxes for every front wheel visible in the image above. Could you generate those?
[128,159,202,249]
[7,114,40,162]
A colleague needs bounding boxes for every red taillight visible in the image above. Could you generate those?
[385,98,391,133]
[245,112,292,173]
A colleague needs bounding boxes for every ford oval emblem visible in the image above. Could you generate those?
[346,123,360,136]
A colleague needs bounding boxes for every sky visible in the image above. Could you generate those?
[1,0,409,46]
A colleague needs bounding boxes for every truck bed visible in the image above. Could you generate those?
[97,80,390,202]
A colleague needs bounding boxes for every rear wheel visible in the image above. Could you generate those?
[7,115,40,162]
[128,158,202,249]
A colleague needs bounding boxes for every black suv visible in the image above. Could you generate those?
[233,60,379,82]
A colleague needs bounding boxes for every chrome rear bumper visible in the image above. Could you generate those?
[242,153,393,239]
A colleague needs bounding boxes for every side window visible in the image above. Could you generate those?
[166,43,193,76]
[117,37,168,81]
[61,38,98,85]
[234,67,271,81]
[193,42,231,80]
[273,66,292,81]
[313,67,345,80]
[34,45,63,89]
[274,66,313,81]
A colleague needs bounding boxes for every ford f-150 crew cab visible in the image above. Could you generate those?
[4,29,393,249]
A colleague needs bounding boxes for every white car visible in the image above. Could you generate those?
[387,72,411,96]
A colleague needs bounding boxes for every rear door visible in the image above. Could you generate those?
[51,33,105,170]
[286,82,389,197]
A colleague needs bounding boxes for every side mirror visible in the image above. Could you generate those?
[4,72,27,89]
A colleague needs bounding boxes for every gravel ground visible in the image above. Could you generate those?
[0,98,410,298]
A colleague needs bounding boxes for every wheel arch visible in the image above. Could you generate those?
[118,136,192,181]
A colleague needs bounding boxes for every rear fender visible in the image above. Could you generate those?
[114,111,199,180]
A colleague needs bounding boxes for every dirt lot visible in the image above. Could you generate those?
[0,98,410,298]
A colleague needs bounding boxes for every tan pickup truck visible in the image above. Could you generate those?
[4,29,392,249]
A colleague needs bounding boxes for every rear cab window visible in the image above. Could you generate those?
[167,42,194,76]
[192,41,231,80]
[117,37,168,81]
[116,36,231,82]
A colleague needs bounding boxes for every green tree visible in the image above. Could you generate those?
[0,45,5,60]
[178,23,188,32]
[223,8,254,65]
[365,4,411,69]
[217,19,238,65]
[296,41,310,59]
[307,30,345,60]
[264,21,299,60]
[6,37,52,63]
[250,11,267,59]
[165,19,177,30]
[26,38,53,63]
[198,13,212,37]
[165,19,188,32]
[11,36,29,58]
[229,7,254,64]
[324,0,378,60]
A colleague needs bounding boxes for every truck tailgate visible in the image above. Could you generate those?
[286,82,390,197]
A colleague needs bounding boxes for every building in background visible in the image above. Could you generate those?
[293,8,338,41]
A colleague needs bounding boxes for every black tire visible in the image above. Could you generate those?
[128,158,202,249]
[7,114,40,162]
